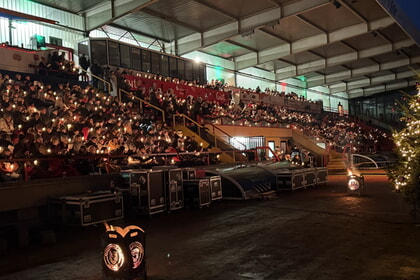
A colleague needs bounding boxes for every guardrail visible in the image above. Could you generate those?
[1,145,330,183]
[203,116,290,128]
[350,153,395,170]
[78,67,112,92]
[0,150,224,182]
[173,114,246,151]
[119,88,166,122]
[204,122,246,150]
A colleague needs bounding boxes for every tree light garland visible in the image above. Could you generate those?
[388,86,420,215]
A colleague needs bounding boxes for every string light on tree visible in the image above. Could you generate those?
[387,83,420,217]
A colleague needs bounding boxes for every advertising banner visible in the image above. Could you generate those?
[124,75,229,104]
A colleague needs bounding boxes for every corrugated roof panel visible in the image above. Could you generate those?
[202,41,251,58]
[114,11,194,42]
[193,0,277,19]
[268,16,322,42]
[146,0,234,30]
[30,0,105,14]
[228,29,286,50]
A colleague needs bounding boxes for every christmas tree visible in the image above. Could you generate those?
[387,83,420,218]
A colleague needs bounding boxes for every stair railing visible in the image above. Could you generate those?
[119,89,166,123]
[79,68,112,92]
[205,122,246,150]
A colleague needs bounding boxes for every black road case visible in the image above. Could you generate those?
[183,178,211,208]
[209,176,223,201]
[52,191,124,226]
[183,168,196,180]
[316,167,328,184]
[153,166,184,212]
[129,170,165,215]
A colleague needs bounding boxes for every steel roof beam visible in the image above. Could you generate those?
[295,15,327,34]
[141,8,202,33]
[346,79,416,98]
[84,0,158,31]
[176,0,331,55]
[307,54,420,87]
[236,16,395,70]
[327,70,416,94]
[109,23,171,43]
[275,38,414,80]
[192,0,237,20]
[225,39,259,53]
[340,0,368,24]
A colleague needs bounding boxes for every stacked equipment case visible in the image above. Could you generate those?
[153,166,184,212]
[183,178,211,208]
[209,175,223,201]
[128,170,166,215]
[182,168,196,180]
[51,191,124,226]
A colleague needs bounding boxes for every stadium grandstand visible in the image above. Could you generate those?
[0,0,418,256]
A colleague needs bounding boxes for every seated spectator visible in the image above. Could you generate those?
[0,147,22,181]
[0,111,14,135]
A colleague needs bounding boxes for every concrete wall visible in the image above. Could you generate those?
[0,174,121,212]
[213,126,293,151]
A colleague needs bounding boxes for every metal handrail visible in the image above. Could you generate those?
[173,113,203,129]
[173,114,246,151]
[119,89,166,122]
[79,67,112,93]
[0,150,224,181]
[292,128,328,149]
[205,122,247,150]
[350,154,383,170]
[172,114,206,143]
[255,146,279,161]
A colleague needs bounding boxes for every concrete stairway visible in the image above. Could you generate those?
[327,150,348,175]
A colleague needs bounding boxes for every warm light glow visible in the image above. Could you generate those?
[103,243,125,272]
[348,177,360,191]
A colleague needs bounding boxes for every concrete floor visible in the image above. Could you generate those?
[1,174,419,280]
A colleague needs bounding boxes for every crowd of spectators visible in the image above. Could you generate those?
[0,66,392,182]
[120,73,388,153]
[0,72,209,182]
[303,113,390,153]
[35,51,79,80]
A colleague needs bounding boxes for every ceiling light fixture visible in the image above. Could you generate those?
[241,29,255,38]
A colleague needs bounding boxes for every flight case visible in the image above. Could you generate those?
[51,191,124,226]
[208,175,223,201]
[182,168,196,180]
[183,178,211,208]
[153,166,184,212]
[129,170,166,215]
